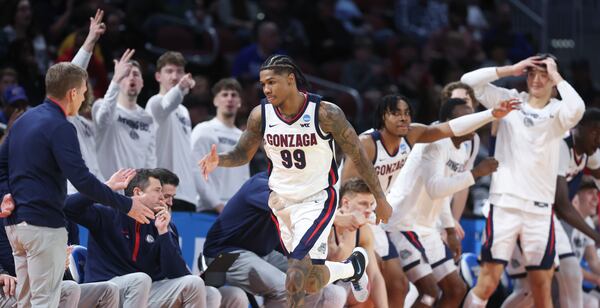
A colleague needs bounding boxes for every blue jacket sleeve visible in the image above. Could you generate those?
[51,123,132,213]
[0,133,10,197]
[157,224,191,279]
[63,193,106,231]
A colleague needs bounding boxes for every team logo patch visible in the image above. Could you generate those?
[400,143,407,152]
[510,259,520,268]
[302,114,311,122]
[523,117,534,127]
[129,130,139,140]
[317,243,327,254]
[146,234,155,243]
[399,249,412,260]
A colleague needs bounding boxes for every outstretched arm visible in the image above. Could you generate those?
[406,99,520,145]
[198,106,262,178]
[319,101,391,223]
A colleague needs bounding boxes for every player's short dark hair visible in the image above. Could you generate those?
[374,94,411,130]
[45,62,88,99]
[528,53,559,71]
[212,78,242,96]
[340,178,371,203]
[153,168,179,187]
[260,55,309,91]
[439,98,469,122]
[124,169,159,197]
[156,51,186,71]
[578,108,600,128]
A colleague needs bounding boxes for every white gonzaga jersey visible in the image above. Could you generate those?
[365,129,411,194]
[385,138,475,234]
[262,93,337,200]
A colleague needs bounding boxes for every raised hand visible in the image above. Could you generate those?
[510,56,545,77]
[492,98,521,118]
[178,73,196,91]
[0,194,14,218]
[128,196,155,224]
[198,144,219,180]
[542,57,564,85]
[82,9,106,52]
[112,49,135,83]
[374,198,393,224]
[105,168,136,191]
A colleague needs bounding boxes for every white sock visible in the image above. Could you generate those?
[324,260,355,285]
[464,289,488,308]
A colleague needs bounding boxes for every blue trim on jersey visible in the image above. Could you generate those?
[313,96,333,141]
[489,135,497,156]
[266,156,273,177]
[569,172,584,200]
[481,204,499,264]
[289,187,337,260]
[369,132,378,165]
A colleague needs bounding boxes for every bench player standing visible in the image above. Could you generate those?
[199,54,392,307]
[461,54,586,308]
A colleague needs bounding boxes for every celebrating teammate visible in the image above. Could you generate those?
[461,54,586,308]
[199,54,392,307]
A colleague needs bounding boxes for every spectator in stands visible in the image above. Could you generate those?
[302,0,352,65]
[341,36,388,98]
[0,85,28,125]
[64,169,211,307]
[259,0,309,56]
[191,78,249,213]
[571,59,600,108]
[395,0,448,43]
[3,0,49,74]
[153,167,250,308]
[5,38,44,104]
[93,49,157,180]
[0,68,17,106]
[216,0,258,43]
[203,171,347,308]
[146,51,211,212]
[232,21,284,82]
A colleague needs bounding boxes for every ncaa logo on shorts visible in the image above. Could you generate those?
[146,234,155,243]
[399,249,412,260]
[302,114,311,122]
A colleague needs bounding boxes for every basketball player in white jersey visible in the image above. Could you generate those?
[200,54,392,307]
[440,82,481,225]
[461,54,586,308]
[383,98,512,307]
[339,91,506,306]
[501,108,600,308]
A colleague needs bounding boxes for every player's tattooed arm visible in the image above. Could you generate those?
[319,101,385,200]
[286,256,312,307]
[218,106,263,167]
